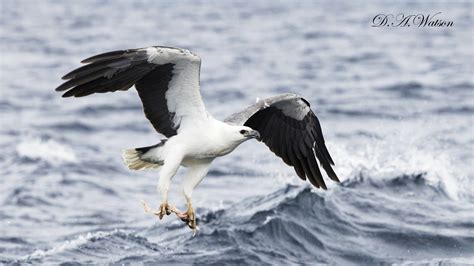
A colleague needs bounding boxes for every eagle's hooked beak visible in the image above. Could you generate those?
[246,130,261,141]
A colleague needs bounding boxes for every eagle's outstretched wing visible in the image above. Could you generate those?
[225,93,339,189]
[56,46,208,137]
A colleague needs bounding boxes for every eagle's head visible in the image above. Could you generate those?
[212,125,261,157]
[235,126,260,142]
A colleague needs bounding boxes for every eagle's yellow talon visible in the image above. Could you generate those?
[158,202,172,219]
[180,203,197,231]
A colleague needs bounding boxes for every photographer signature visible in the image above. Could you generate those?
[372,12,454,28]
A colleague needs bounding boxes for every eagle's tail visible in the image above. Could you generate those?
[122,141,166,170]
[122,149,161,170]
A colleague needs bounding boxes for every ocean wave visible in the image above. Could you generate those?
[175,178,474,264]
[22,229,163,264]
[24,230,117,261]
[341,172,447,195]
[6,175,473,264]
[327,127,471,201]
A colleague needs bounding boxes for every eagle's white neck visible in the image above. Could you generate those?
[174,117,249,159]
[206,119,249,157]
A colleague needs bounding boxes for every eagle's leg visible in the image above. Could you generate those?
[156,153,183,219]
[179,162,210,231]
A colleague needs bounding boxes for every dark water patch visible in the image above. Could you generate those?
[207,167,259,177]
[0,100,21,111]
[435,106,474,114]
[111,123,153,133]
[6,194,54,208]
[0,237,30,245]
[450,82,474,91]
[378,82,427,99]
[15,155,48,165]
[336,130,382,139]
[78,161,128,176]
[62,212,124,227]
[303,31,347,40]
[429,82,474,93]
[207,169,232,177]
[4,187,54,207]
[76,104,142,116]
[197,209,225,224]
[298,60,323,70]
[327,107,398,119]
[232,55,253,67]
[12,154,77,173]
[341,52,382,63]
[59,178,118,197]
[59,262,82,266]
[343,172,428,188]
[37,122,95,133]
[67,15,102,29]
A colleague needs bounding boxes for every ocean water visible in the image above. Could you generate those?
[1,0,473,264]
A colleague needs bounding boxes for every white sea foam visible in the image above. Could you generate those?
[16,138,77,164]
[328,127,469,201]
[263,119,469,201]
[25,229,119,261]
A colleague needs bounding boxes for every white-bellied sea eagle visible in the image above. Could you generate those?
[56,46,339,232]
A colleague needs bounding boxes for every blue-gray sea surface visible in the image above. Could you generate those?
[1,0,473,264]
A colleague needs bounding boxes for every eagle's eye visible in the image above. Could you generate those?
[239,130,247,134]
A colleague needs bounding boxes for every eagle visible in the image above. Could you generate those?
[56,46,339,232]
